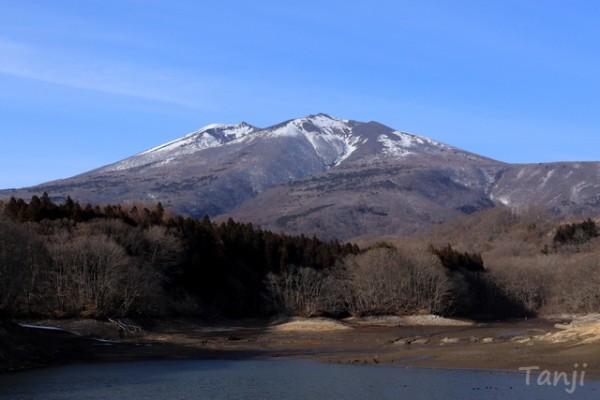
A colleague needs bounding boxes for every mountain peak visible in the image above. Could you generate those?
[308,112,332,118]
[305,112,344,122]
[256,114,358,167]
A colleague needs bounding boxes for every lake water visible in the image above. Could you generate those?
[0,359,598,399]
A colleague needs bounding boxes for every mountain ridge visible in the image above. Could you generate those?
[2,114,599,240]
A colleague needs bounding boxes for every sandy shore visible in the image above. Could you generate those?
[2,315,600,377]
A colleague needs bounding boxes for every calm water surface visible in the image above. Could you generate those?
[0,359,598,400]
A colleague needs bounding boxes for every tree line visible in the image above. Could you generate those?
[417,206,600,316]
[0,195,359,319]
[2,195,597,321]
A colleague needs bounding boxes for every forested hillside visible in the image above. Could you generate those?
[1,195,599,322]
[0,194,357,319]
[413,206,600,315]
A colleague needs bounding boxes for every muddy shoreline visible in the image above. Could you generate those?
[2,317,600,377]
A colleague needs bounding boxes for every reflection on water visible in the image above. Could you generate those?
[0,359,598,400]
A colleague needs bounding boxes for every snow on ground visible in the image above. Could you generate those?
[101,123,255,172]
[378,134,413,158]
[266,115,360,167]
[377,130,456,160]
[139,124,226,156]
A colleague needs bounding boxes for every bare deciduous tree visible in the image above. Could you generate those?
[47,234,129,316]
[552,254,600,313]
[490,257,555,313]
[265,266,325,317]
[46,228,168,317]
[340,247,451,316]
[0,217,49,318]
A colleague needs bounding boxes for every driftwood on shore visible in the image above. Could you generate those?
[108,318,143,337]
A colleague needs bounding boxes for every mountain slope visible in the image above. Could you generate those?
[227,163,502,239]
[491,162,600,212]
[2,114,599,240]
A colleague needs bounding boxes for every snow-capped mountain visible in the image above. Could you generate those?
[2,114,600,240]
[96,113,490,175]
[99,114,358,173]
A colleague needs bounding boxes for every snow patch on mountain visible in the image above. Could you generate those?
[376,130,459,160]
[309,114,350,132]
[140,124,226,155]
[142,123,255,155]
[331,135,362,167]
[267,121,303,138]
[540,169,556,188]
[264,115,359,167]
[416,134,452,150]
[570,181,589,202]
[378,133,414,158]
[101,123,255,172]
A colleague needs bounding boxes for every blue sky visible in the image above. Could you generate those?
[1,1,600,188]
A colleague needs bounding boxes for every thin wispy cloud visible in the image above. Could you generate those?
[0,37,211,108]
